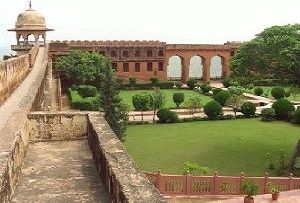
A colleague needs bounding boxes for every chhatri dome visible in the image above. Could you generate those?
[8,1,54,53]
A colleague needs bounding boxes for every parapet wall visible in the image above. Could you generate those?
[88,113,165,202]
[0,44,39,105]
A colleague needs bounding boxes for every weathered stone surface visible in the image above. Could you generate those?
[12,140,111,203]
[28,112,88,141]
[0,46,48,202]
[88,113,166,203]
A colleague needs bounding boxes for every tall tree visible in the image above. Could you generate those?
[56,50,128,140]
[230,24,300,84]
[152,87,166,122]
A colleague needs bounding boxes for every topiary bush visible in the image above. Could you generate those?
[254,87,263,96]
[212,88,222,96]
[272,98,295,120]
[293,108,300,124]
[271,87,285,99]
[241,102,256,117]
[213,90,231,106]
[204,100,223,119]
[77,85,97,97]
[187,78,197,89]
[173,92,185,108]
[150,77,159,86]
[285,89,291,98]
[132,92,153,111]
[157,108,178,123]
[261,108,276,122]
[222,78,233,88]
[200,83,212,93]
[129,77,136,88]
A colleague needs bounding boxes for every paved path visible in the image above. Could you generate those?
[12,140,111,203]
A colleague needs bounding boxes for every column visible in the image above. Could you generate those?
[181,58,189,84]
[203,57,211,82]
[222,58,230,79]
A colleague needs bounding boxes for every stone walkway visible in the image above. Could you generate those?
[12,140,111,203]
[0,47,46,132]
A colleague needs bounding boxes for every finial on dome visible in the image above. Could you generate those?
[29,1,32,10]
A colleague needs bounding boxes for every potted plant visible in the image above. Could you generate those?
[267,182,280,200]
[241,181,259,203]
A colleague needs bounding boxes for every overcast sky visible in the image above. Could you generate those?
[0,0,300,48]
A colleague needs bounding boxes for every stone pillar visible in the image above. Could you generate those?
[222,58,230,79]
[181,58,189,84]
[203,57,211,82]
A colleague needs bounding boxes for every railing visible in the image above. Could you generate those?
[144,171,300,196]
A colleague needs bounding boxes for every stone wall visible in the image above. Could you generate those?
[27,112,88,141]
[88,113,166,202]
[0,46,47,203]
[0,44,39,105]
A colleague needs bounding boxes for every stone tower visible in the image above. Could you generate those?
[8,1,54,54]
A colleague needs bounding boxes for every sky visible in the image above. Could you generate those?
[0,0,300,48]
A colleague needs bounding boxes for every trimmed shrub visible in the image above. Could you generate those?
[261,108,275,122]
[132,92,153,111]
[213,90,231,106]
[212,88,222,96]
[129,77,136,87]
[294,108,300,124]
[271,87,285,99]
[247,83,254,90]
[77,85,97,97]
[241,102,256,117]
[200,83,212,93]
[68,88,101,111]
[254,87,263,96]
[157,108,178,123]
[175,82,183,89]
[173,92,185,108]
[150,77,159,86]
[204,100,223,119]
[272,98,295,120]
[285,89,291,98]
[187,78,197,89]
[120,81,174,90]
[222,78,232,88]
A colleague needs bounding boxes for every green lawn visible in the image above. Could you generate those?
[246,86,300,101]
[120,89,212,110]
[124,119,300,176]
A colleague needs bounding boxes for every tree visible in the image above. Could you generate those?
[230,24,300,84]
[290,86,299,100]
[184,95,202,117]
[152,87,166,122]
[129,77,136,88]
[132,92,153,121]
[56,50,128,140]
[226,86,245,116]
[173,92,185,108]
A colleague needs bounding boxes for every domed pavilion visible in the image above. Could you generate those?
[8,1,54,53]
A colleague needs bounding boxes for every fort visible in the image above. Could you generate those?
[1,2,299,203]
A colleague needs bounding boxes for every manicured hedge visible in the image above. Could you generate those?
[68,88,101,111]
[77,85,97,97]
[120,81,174,90]
[272,98,295,120]
[157,108,179,123]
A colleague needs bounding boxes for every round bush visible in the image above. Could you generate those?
[261,108,276,122]
[157,108,178,123]
[271,87,285,99]
[173,92,185,108]
[254,87,263,96]
[204,100,223,119]
[200,83,212,93]
[132,92,153,111]
[272,98,295,120]
[187,78,197,89]
[293,108,300,124]
[241,102,256,117]
[77,85,97,97]
[222,78,232,88]
[213,91,231,106]
[212,88,222,96]
[285,89,291,98]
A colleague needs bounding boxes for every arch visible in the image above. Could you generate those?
[27,34,35,44]
[210,55,223,79]
[167,55,183,80]
[189,55,203,79]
